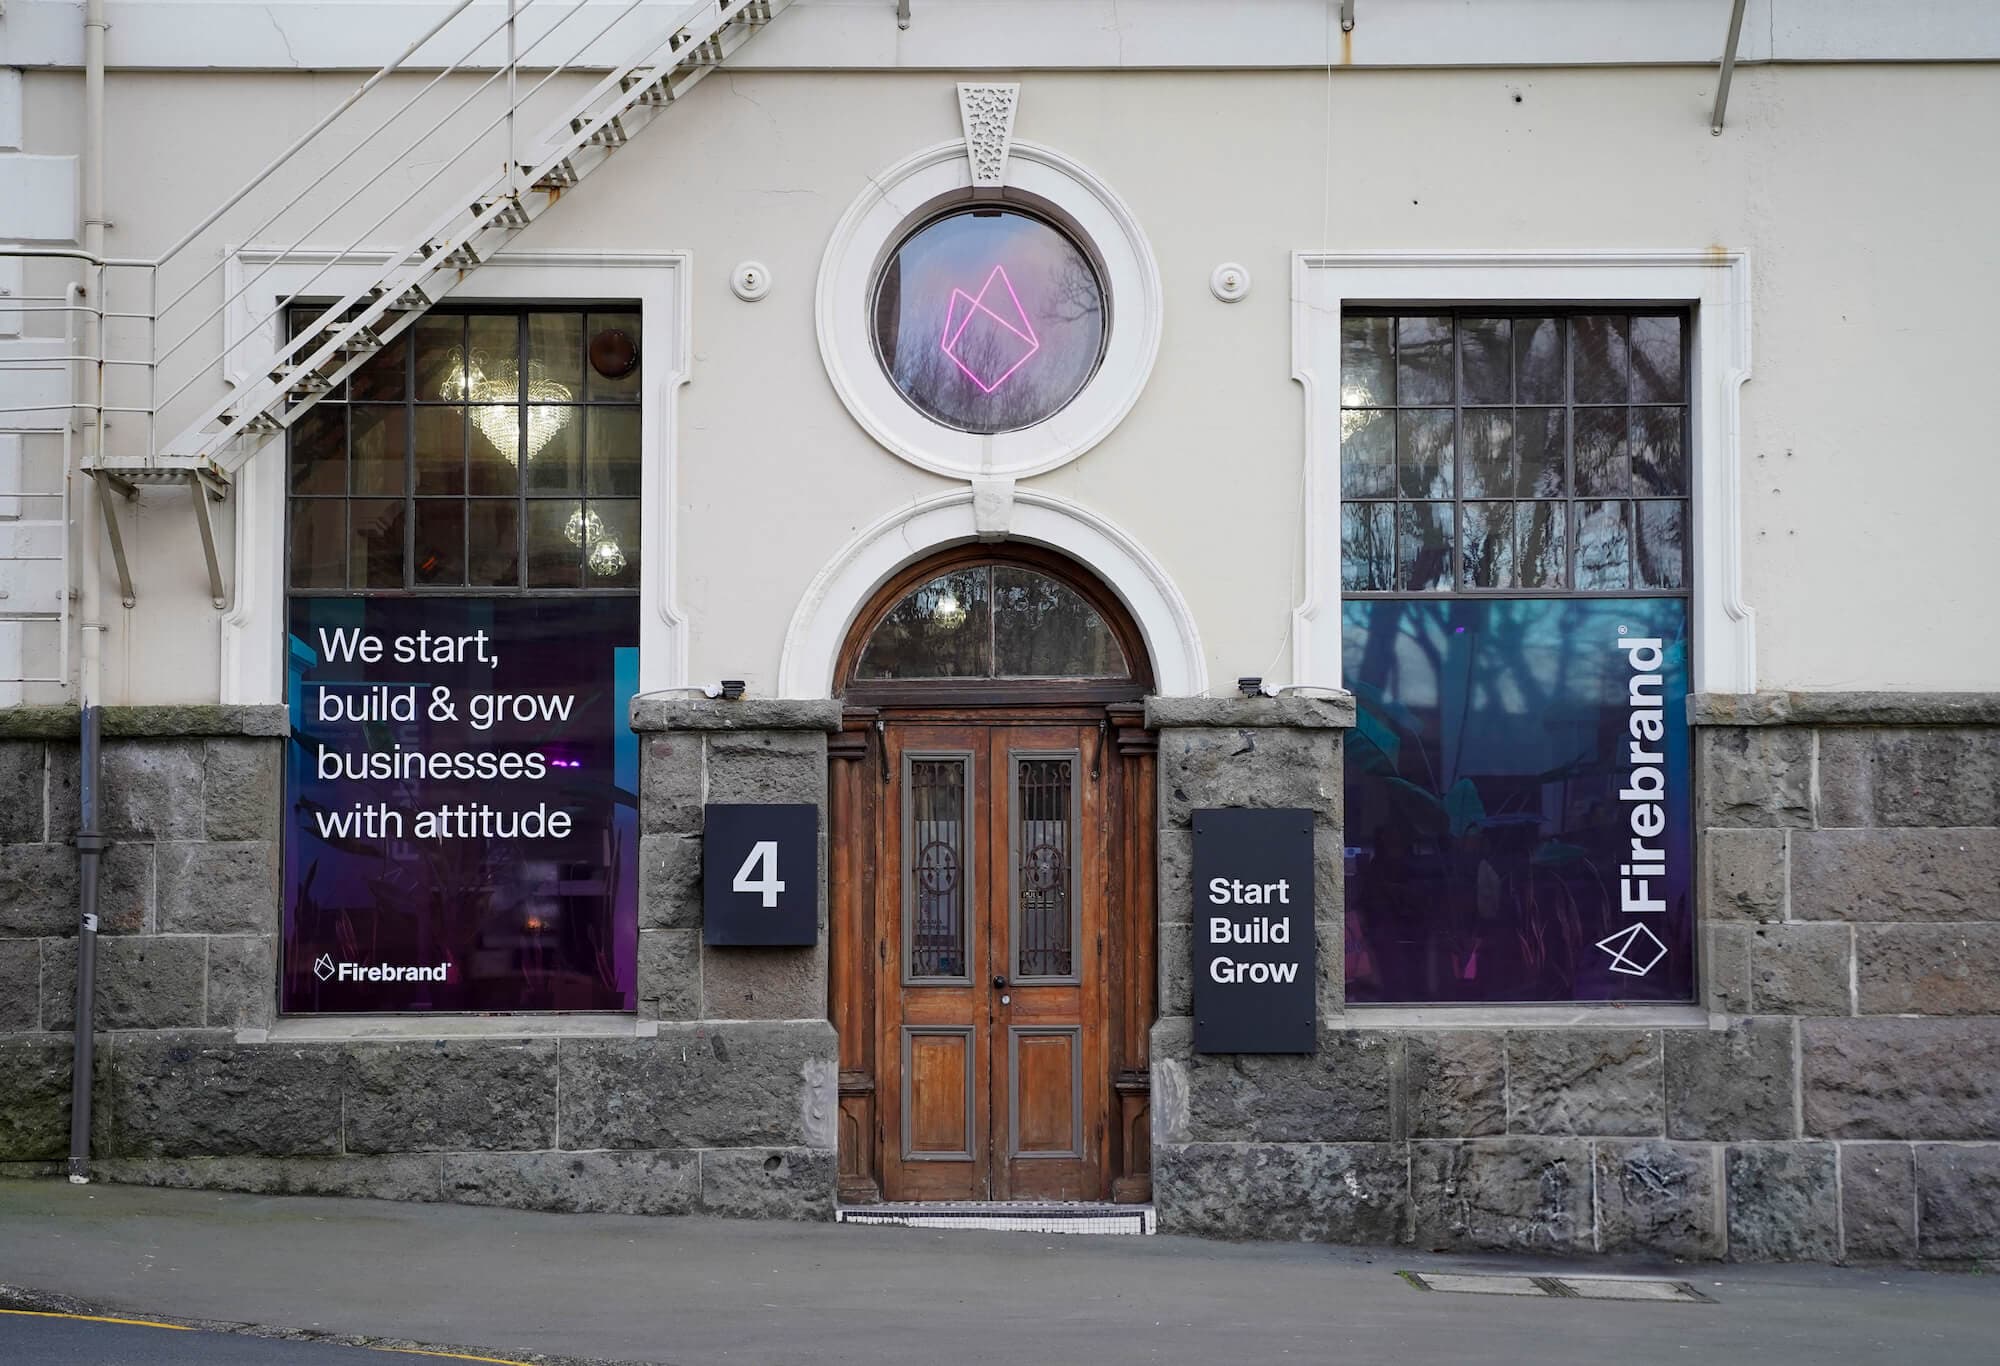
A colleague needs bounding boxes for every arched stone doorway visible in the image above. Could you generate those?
[827,544,1158,1205]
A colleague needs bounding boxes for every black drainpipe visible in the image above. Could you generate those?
[67,704,105,1183]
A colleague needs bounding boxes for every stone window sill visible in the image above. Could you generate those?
[250,1014,647,1044]
[1336,1004,1715,1031]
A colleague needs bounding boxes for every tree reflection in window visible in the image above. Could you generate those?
[872,208,1106,436]
[855,566,1127,680]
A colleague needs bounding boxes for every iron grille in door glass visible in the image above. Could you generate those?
[1016,758,1074,978]
[910,759,968,978]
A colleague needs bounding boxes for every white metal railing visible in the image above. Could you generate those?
[156,0,653,422]
[0,280,82,691]
[0,0,784,669]
[0,0,769,475]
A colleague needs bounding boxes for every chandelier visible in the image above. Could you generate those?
[587,538,628,576]
[438,346,572,464]
[564,505,627,578]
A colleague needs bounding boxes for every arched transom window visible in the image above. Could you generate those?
[855,564,1129,680]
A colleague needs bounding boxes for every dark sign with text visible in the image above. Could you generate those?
[703,803,819,946]
[1191,807,1317,1054]
[282,597,639,1013]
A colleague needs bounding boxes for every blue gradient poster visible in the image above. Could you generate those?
[282,597,638,1013]
[1342,598,1694,1004]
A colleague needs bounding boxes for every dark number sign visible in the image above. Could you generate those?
[1192,807,1317,1054]
[703,803,819,946]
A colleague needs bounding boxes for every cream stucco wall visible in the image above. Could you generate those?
[17,61,2000,700]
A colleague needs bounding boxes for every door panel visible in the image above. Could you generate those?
[875,719,1107,1202]
[1010,1026,1082,1157]
[903,1027,976,1160]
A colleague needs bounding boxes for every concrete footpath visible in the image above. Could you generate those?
[0,1181,1994,1366]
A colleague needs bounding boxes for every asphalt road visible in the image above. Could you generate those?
[2,1181,1995,1366]
[0,1310,515,1364]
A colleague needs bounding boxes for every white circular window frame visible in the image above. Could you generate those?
[816,138,1163,481]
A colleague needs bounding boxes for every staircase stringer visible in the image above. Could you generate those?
[146,0,786,476]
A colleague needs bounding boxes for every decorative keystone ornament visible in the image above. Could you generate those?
[957,83,1021,186]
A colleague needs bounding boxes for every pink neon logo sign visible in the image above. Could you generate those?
[940,264,1040,394]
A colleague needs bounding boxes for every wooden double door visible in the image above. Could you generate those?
[832,704,1157,1206]
[871,719,1106,1201]
[828,548,1156,1204]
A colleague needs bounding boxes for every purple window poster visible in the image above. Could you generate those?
[1342,597,1694,1004]
[283,597,639,1013]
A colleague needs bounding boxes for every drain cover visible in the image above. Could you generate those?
[1402,1272,1712,1303]
[1407,1273,1550,1297]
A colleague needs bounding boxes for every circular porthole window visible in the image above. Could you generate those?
[871,208,1106,435]
[818,140,1161,479]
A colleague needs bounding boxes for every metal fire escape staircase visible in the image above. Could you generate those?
[42,0,791,610]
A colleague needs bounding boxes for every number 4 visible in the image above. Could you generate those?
[731,840,786,908]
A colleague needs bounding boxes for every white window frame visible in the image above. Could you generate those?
[218,248,690,704]
[1290,250,1754,695]
[815,139,1163,481]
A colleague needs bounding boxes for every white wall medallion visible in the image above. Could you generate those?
[957,83,1020,187]
[816,130,1163,481]
[1210,262,1251,303]
[731,260,772,302]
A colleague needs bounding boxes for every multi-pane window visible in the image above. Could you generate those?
[1338,311,1689,595]
[286,307,642,593]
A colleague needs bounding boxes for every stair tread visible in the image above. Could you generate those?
[170,0,791,469]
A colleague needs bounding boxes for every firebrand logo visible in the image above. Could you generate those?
[1599,629,1674,979]
[1595,923,1669,977]
[310,954,451,984]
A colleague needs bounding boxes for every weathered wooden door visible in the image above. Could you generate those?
[874,719,1107,1201]
[827,545,1157,1207]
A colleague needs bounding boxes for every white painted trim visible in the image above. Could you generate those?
[10,0,2000,72]
[814,136,1162,481]
[218,246,690,704]
[1290,249,1755,695]
[0,70,23,152]
[778,487,1207,699]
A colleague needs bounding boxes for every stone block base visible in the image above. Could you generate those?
[1154,1142,1405,1243]
[0,1021,839,1224]
[0,1147,835,1221]
[1153,1135,1979,1261]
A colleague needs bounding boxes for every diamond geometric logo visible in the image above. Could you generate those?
[1595,923,1667,977]
[940,263,1040,394]
[313,952,337,982]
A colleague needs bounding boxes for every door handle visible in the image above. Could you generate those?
[992,974,1007,989]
